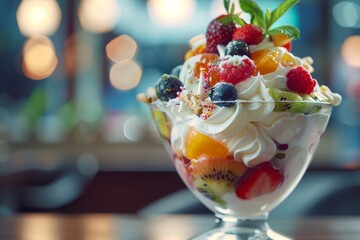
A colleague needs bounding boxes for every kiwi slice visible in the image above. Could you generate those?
[152,110,170,139]
[301,94,322,114]
[191,158,248,207]
[269,89,308,113]
[194,179,226,207]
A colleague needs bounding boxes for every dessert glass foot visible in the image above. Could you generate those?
[150,101,333,239]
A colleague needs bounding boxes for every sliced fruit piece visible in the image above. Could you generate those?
[281,52,296,68]
[192,157,248,206]
[208,66,221,87]
[193,53,219,78]
[184,44,206,60]
[272,33,292,47]
[185,127,228,159]
[269,88,308,113]
[251,49,279,75]
[152,110,170,139]
[195,179,226,207]
[235,161,283,200]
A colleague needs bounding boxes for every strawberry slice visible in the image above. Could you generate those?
[235,161,283,200]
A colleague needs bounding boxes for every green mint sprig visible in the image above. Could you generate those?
[220,0,247,26]
[239,0,300,39]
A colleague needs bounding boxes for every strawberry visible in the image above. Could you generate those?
[235,161,283,200]
[286,66,316,94]
[232,24,264,45]
[217,55,255,85]
[205,15,236,54]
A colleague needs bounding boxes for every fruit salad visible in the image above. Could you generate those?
[138,0,342,217]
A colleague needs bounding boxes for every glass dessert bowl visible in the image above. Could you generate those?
[136,1,342,238]
[149,100,333,239]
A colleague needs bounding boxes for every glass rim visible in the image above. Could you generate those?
[149,99,333,106]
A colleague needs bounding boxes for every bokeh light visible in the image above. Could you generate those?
[22,35,58,80]
[341,35,360,68]
[147,0,196,27]
[109,61,142,91]
[333,1,360,28]
[16,0,61,37]
[78,0,121,33]
[106,35,138,63]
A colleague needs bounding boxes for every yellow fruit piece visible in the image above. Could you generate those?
[272,33,292,46]
[185,127,228,160]
[152,110,170,139]
[184,50,194,60]
[184,44,206,61]
[251,49,279,75]
[194,44,206,55]
[281,52,297,67]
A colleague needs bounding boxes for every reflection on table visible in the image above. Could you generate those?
[1,214,360,240]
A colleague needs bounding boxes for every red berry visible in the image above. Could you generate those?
[205,15,236,53]
[217,55,255,85]
[232,24,264,45]
[286,66,316,94]
[235,161,283,200]
[283,41,292,52]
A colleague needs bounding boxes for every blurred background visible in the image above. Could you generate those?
[0,0,360,216]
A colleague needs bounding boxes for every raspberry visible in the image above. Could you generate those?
[232,24,264,45]
[205,15,236,54]
[286,66,316,94]
[218,55,255,85]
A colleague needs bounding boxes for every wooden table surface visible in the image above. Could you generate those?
[0,214,360,240]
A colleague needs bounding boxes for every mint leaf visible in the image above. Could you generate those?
[224,0,231,13]
[265,8,271,30]
[230,3,235,15]
[239,0,265,29]
[267,25,300,39]
[232,15,247,26]
[269,0,299,29]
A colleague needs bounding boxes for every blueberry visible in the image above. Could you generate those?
[155,75,183,101]
[224,40,250,57]
[209,82,237,107]
[170,65,182,78]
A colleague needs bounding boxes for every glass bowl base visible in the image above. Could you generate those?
[190,215,293,240]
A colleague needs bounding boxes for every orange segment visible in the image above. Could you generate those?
[193,53,219,78]
[251,49,279,75]
[272,33,292,47]
[185,127,228,160]
[194,62,207,78]
[208,69,220,87]
[185,44,206,60]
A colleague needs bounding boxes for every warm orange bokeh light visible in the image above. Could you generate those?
[78,0,121,33]
[109,61,142,90]
[147,0,196,27]
[16,0,61,37]
[22,36,58,80]
[341,35,360,68]
[106,35,138,63]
